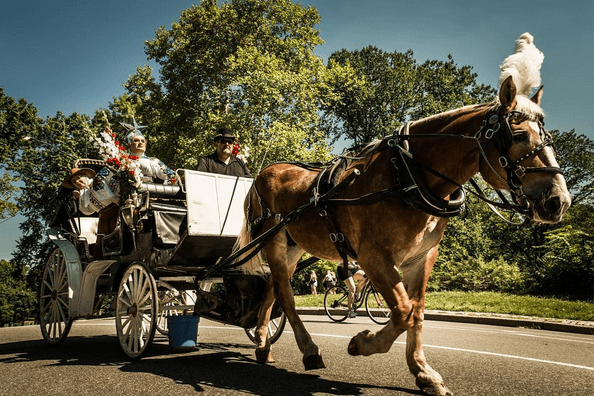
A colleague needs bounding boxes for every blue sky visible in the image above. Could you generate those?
[1,0,593,260]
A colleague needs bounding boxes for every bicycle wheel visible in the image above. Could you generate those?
[324,285,349,322]
[365,286,391,325]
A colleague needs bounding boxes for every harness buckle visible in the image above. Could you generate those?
[499,157,508,168]
[318,209,328,217]
[274,213,283,221]
[485,123,500,139]
[330,233,344,243]
[515,167,526,178]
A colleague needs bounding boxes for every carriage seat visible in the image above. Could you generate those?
[76,216,99,245]
[139,183,181,198]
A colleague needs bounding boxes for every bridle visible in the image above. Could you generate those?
[475,108,564,212]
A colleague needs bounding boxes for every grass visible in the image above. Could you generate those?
[294,291,594,321]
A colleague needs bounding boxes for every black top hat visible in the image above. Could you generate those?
[213,128,236,141]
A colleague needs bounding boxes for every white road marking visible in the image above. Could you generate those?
[304,332,594,372]
[77,319,594,371]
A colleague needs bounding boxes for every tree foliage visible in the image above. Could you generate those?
[0,259,35,325]
[322,47,497,145]
[113,0,334,172]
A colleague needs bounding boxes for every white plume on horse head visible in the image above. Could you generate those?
[499,32,544,97]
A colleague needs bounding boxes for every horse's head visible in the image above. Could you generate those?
[479,76,571,224]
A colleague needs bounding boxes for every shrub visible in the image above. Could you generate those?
[428,256,524,293]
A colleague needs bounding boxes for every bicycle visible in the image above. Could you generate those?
[323,277,391,324]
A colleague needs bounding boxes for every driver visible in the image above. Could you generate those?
[197,128,252,177]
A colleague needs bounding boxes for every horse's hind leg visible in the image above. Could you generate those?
[264,233,326,370]
[253,278,277,364]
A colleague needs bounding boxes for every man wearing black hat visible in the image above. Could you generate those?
[197,128,252,177]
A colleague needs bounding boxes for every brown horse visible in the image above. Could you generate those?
[235,40,571,395]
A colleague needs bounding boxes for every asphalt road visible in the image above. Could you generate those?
[1,315,593,396]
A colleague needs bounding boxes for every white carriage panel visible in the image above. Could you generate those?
[76,217,98,245]
[185,170,253,237]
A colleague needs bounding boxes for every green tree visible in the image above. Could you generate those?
[5,105,94,275]
[323,47,496,145]
[553,129,594,205]
[0,88,43,220]
[115,0,334,172]
[0,259,35,326]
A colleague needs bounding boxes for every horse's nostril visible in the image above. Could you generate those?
[544,196,562,214]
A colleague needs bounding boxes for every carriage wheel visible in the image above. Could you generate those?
[39,248,73,346]
[324,285,349,322]
[156,281,196,336]
[115,263,158,360]
[244,312,287,345]
[365,286,391,325]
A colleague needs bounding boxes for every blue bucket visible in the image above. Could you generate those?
[168,315,200,349]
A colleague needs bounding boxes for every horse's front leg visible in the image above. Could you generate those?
[404,247,452,396]
[347,275,413,356]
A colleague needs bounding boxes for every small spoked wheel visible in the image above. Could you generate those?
[39,248,73,346]
[365,287,391,325]
[245,312,287,345]
[324,285,349,322]
[115,263,158,360]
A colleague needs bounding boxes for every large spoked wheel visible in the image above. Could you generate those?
[115,263,158,360]
[245,312,287,345]
[324,285,349,322]
[365,286,391,325]
[156,281,195,336]
[39,248,73,346]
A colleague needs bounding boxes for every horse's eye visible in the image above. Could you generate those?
[513,130,529,142]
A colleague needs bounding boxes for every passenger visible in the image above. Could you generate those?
[62,167,118,260]
[197,128,252,177]
[123,121,176,184]
[337,261,366,318]
[66,121,175,259]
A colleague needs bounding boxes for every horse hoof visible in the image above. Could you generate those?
[303,353,326,370]
[417,380,452,396]
[347,329,371,356]
[255,348,275,364]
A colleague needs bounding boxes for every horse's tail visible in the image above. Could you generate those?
[232,191,267,276]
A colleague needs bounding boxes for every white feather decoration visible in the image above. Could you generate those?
[499,32,544,96]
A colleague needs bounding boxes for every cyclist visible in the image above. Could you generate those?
[337,261,366,317]
[323,270,336,293]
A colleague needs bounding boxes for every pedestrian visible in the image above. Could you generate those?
[308,270,318,295]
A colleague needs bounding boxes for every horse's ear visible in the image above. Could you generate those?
[531,85,544,105]
[499,76,517,111]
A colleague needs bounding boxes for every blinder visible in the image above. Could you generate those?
[480,108,564,206]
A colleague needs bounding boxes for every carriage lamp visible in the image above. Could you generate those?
[120,193,140,250]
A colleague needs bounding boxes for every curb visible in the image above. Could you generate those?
[296,307,594,335]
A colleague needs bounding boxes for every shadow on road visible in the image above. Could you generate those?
[0,335,423,395]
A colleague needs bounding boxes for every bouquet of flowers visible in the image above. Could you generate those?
[232,140,250,162]
[90,114,143,196]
